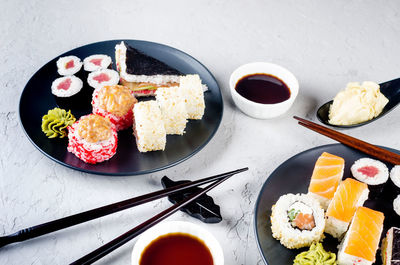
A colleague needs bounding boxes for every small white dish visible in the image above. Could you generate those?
[131,221,224,265]
[229,62,299,119]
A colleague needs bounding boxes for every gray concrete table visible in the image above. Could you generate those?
[1,0,400,264]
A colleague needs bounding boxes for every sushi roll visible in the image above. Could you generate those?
[67,114,117,164]
[351,158,389,199]
[87,69,119,90]
[381,227,400,265]
[337,206,384,265]
[270,193,325,249]
[155,86,188,135]
[92,85,138,131]
[132,101,166,152]
[180,74,205,120]
[83,54,112,72]
[308,152,345,210]
[389,166,400,197]
[325,178,369,239]
[56,56,82,76]
[394,195,400,217]
[51,75,84,108]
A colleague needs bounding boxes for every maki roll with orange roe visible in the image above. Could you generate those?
[92,85,138,131]
[67,114,117,164]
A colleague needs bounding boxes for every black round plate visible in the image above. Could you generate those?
[254,143,400,265]
[19,40,223,176]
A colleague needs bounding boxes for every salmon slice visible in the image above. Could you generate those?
[343,207,384,262]
[308,152,345,209]
[326,178,368,222]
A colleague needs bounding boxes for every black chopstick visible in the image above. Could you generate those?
[70,174,234,265]
[0,167,248,248]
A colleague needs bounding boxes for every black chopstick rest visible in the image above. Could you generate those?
[161,176,222,223]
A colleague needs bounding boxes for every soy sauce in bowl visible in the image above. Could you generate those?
[235,73,290,104]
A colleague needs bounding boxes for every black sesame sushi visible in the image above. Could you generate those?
[83,55,112,72]
[351,157,389,199]
[56,56,82,76]
[381,227,400,265]
[51,75,85,109]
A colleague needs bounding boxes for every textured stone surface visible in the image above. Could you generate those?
[1,0,400,264]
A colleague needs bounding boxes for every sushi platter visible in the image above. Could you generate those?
[254,143,400,265]
[18,40,223,175]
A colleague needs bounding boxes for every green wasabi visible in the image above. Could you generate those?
[41,108,76,138]
[293,243,337,265]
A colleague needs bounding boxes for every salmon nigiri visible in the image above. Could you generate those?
[325,178,369,238]
[337,206,384,265]
[308,152,345,209]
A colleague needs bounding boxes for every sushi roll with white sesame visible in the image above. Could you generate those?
[51,75,85,108]
[132,101,166,152]
[351,158,389,199]
[155,86,188,135]
[180,74,205,120]
[270,193,325,249]
[56,56,82,76]
[87,69,119,90]
[83,54,112,72]
[92,85,138,131]
[67,114,117,164]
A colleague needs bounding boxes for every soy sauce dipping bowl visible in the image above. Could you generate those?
[229,62,299,119]
[317,77,400,128]
[131,221,224,265]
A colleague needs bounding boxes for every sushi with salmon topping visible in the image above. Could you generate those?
[67,114,117,164]
[307,152,345,210]
[337,206,384,265]
[92,85,138,131]
[325,178,369,239]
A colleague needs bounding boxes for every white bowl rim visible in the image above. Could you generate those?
[229,61,299,107]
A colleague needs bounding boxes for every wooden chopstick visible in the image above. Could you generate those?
[0,167,248,249]
[70,174,235,265]
[293,116,400,164]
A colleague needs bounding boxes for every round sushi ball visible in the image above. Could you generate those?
[351,158,389,185]
[394,195,400,217]
[390,165,400,190]
[83,54,112,72]
[56,56,82,76]
[51,75,83,97]
[270,193,325,249]
[92,85,138,131]
[87,69,119,90]
[67,114,117,164]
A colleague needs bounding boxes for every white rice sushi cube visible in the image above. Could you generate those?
[155,86,188,135]
[133,101,166,152]
[180,74,205,119]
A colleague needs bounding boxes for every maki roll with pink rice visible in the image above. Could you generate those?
[87,69,119,90]
[56,56,82,76]
[92,85,138,131]
[351,157,389,199]
[51,75,85,108]
[83,55,112,72]
[67,114,117,164]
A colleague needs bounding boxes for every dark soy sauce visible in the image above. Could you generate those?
[139,233,214,265]
[235,73,290,104]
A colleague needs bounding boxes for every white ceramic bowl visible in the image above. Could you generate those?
[131,221,224,265]
[229,62,299,119]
